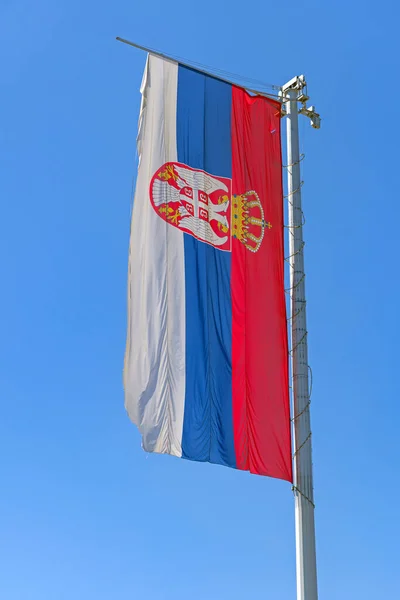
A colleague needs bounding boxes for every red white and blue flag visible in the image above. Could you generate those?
[124,55,292,482]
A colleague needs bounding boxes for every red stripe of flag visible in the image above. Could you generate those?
[231,87,292,482]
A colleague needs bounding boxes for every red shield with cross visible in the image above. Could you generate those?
[149,162,232,252]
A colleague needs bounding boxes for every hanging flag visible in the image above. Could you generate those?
[124,54,292,482]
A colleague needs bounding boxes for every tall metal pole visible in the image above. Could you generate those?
[283,77,320,600]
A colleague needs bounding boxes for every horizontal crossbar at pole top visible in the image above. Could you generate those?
[116,37,283,100]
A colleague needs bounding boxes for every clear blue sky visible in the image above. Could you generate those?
[1,1,398,598]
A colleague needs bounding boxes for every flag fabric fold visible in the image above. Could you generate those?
[124,54,292,482]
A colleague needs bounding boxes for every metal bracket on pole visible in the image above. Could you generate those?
[280,75,321,129]
[282,74,320,600]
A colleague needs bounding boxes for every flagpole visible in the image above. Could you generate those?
[282,76,320,600]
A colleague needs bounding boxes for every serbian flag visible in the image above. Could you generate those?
[124,54,292,482]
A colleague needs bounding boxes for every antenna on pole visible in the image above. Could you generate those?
[281,75,320,600]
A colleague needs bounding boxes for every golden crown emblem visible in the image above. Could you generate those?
[232,191,271,253]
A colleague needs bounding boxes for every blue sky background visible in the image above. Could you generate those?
[1,1,398,598]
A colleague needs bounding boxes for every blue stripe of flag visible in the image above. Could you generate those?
[176,66,236,468]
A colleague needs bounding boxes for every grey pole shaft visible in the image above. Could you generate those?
[286,88,318,600]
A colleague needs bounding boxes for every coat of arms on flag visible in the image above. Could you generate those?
[150,162,271,253]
